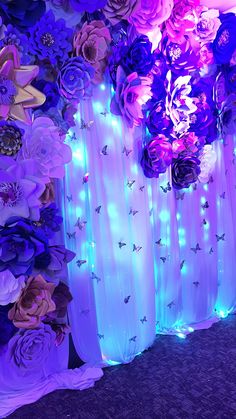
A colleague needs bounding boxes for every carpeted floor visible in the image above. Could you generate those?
[9,315,236,419]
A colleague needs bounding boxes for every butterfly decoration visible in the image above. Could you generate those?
[95,205,102,214]
[76,259,87,268]
[91,272,101,283]
[140,316,147,324]
[191,243,202,254]
[97,334,104,340]
[100,109,109,117]
[129,208,138,216]
[75,217,87,230]
[160,256,167,263]
[160,182,171,193]
[193,281,200,287]
[127,180,135,189]
[209,247,214,254]
[82,172,89,184]
[207,175,214,184]
[133,244,142,252]
[139,186,145,192]
[192,183,198,191]
[176,192,185,200]
[167,301,175,309]
[220,192,226,199]
[149,208,153,216]
[118,241,126,248]
[67,132,77,142]
[80,309,90,316]
[129,336,137,343]
[80,118,94,130]
[201,219,207,226]
[123,146,132,157]
[216,233,225,242]
[66,194,72,202]
[225,169,228,176]
[124,296,131,304]
[67,232,76,240]
[101,145,108,155]
[180,260,185,270]
[201,201,209,209]
[155,238,165,247]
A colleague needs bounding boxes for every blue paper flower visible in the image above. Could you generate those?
[0,0,46,29]
[32,80,60,112]
[121,35,155,76]
[213,13,236,64]
[29,10,73,66]
[58,57,94,101]
[39,204,63,239]
[0,24,30,65]
[146,101,173,137]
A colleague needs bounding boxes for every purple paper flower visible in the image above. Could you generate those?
[0,76,17,106]
[0,0,46,29]
[0,305,17,348]
[45,281,72,321]
[0,24,30,64]
[0,217,50,277]
[141,135,173,178]
[37,245,75,284]
[32,80,60,112]
[146,101,173,136]
[29,10,73,66]
[212,13,236,65]
[121,35,155,76]
[58,57,95,101]
[172,155,201,190]
[39,203,63,239]
[7,324,56,373]
[69,0,107,13]
[0,120,23,156]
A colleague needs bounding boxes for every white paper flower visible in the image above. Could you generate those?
[198,144,217,183]
[0,269,25,305]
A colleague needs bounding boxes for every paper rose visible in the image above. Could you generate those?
[58,57,95,101]
[128,0,174,35]
[172,155,201,189]
[0,0,46,29]
[212,13,236,64]
[17,117,72,182]
[0,120,23,156]
[141,135,173,178]
[198,145,217,183]
[29,11,73,66]
[0,45,45,124]
[7,324,56,373]
[111,67,152,128]
[0,217,50,277]
[69,0,107,12]
[0,156,45,225]
[120,35,155,77]
[194,8,221,44]
[8,275,56,329]
[73,21,111,84]
[103,0,139,25]
[0,270,25,306]
[165,0,199,43]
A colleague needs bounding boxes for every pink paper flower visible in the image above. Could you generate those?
[17,117,72,183]
[111,66,152,128]
[172,132,199,158]
[194,8,221,44]
[103,0,139,25]
[129,0,174,35]
[73,21,111,84]
[165,0,199,43]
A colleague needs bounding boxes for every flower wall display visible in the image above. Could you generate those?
[0,0,236,415]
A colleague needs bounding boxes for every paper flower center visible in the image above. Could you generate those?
[218,29,230,47]
[0,77,17,105]
[41,32,55,47]
[0,125,22,156]
[0,183,23,207]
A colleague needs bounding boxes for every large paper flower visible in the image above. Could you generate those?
[29,11,73,66]
[146,101,173,136]
[120,35,155,76]
[212,13,236,64]
[194,8,221,44]
[73,21,111,84]
[8,275,56,329]
[7,324,56,373]
[0,217,50,277]
[165,0,199,43]
[36,245,75,284]
[58,57,94,101]
[0,269,25,306]
[0,25,30,65]
[172,155,201,189]
[128,0,174,35]
[17,117,72,182]
[111,66,152,127]
[0,156,45,225]
[69,0,107,12]
[0,0,46,29]
[141,135,173,178]
[103,0,139,25]
[0,45,45,124]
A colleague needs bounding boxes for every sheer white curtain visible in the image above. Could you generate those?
[61,82,236,366]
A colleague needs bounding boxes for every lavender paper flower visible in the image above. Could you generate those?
[212,13,236,65]
[141,135,173,178]
[172,155,201,190]
[39,203,63,239]
[121,35,155,76]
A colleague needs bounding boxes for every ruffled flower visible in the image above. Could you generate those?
[111,66,152,128]
[103,0,139,25]
[165,0,199,43]
[0,120,23,156]
[29,10,73,66]
[172,155,201,189]
[69,0,107,12]
[198,144,217,183]
[0,270,25,306]
[7,324,56,374]
[194,8,221,44]
[73,21,111,84]
[58,57,94,101]
[162,38,198,75]
[0,24,30,65]
[8,274,56,329]
[0,0,46,29]
[0,45,45,124]
[128,0,174,35]
[212,13,236,64]
[141,135,173,178]
[39,203,63,239]
[0,217,50,277]
[17,117,72,182]
[120,35,155,76]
